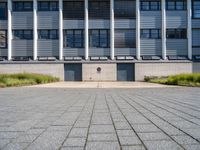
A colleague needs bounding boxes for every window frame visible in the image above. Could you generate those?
[0,2,7,20]
[13,1,33,12]
[38,1,59,11]
[38,29,59,40]
[192,0,200,19]
[166,0,187,11]
[64,29,84,48]
[114,29,136,48]
[13,30,33,40]
[141,29,161,39]
[140,1,161,11]
[88,0,110,19]
[166,28,187,39]
[114,0,136,19]
[89,29,110,48]
[63,1,84,20]
[0,30,7,48]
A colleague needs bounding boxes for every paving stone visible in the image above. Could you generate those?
[144,140,184,150]
[26,131,68,150]
[117,130,137,137]
[89,125,115,134]
[115,122,131,130]
[86,142,120,150]
[2,142,29,150]
[61,146,84,150]
[122,145,146,150]
[132,124,160,133]
[69,128,88,137]
[63,137,86,147]
[171,135,199,145]
[88,134,118,141]
[119,136,142,146]
[138,132,170,141]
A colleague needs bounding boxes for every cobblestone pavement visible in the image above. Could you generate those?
[0,87,200,150]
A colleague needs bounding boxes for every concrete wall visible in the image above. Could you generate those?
[82,63,116,81]
[193,63,200,73]
[0,64,64,80]
[135,62,193,81]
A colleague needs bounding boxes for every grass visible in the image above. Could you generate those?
[0,73,59,88]
[144,73,200,87]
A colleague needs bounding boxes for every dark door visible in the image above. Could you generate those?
[117,63,134,81]
[64,64,82,81]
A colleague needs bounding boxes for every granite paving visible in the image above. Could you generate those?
[0,86,200,150]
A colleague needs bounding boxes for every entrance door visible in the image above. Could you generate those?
[117,63,134,81]
[64,64,82,81]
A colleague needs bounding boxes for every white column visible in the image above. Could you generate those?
[33,0,38,60]
[59,0,63,60]
[162,0,167,60]
[187,0,192,60]
[136,0,140,60]
[85,0,89,60]
[110,0,114,60]
[7,0,12,61]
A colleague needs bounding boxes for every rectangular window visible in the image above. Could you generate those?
[115,29,136,48]
[89,1,110,19]
[13,30,33,40]
[0,2,7,20]
[0,30,7,48]
[64,30,84,48]
[192,29,200,47]
[141,1,161,11]
[38,1,58,11]
[166,29,187,39]
[13,2,33,11]
[63,1,84,20]
[166,0,186,10]
[141,29,161,39]
[193,0,200,18]
[89,29,110,48]
[115,0,136,19]
[38,30,59,39]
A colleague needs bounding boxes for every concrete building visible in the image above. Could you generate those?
[0,0,200,81]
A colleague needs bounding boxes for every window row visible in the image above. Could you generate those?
[0,1,199,19]
[64,29,136,48]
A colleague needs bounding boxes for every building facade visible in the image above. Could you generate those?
[0,0,200,81]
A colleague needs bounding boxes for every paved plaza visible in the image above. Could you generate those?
[0,84,200,150]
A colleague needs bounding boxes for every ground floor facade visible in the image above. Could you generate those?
[0,61,199,81]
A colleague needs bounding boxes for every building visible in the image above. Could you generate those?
[0,0,200,81]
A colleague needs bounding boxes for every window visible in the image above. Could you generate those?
[192,29,200,47]
[193,1,200,18]
[13,2,33,11]
[89,1,110,19]
[115,29,136,48]
[115,0,136,19]
[0,3,7,20]
[38,30,58,39]
[89,29,110,48]
[13,30,33,40]
[63,1,84,20]
[141,1,161,11]
[38,1,58,11]
[0,30,7,48]
[64,30,84,48]
[166,0,186,10]
[141,29,161,39]
[166,29,187,39]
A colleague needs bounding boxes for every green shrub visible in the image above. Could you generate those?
[0,73,59,88]
[145,73,200,87]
